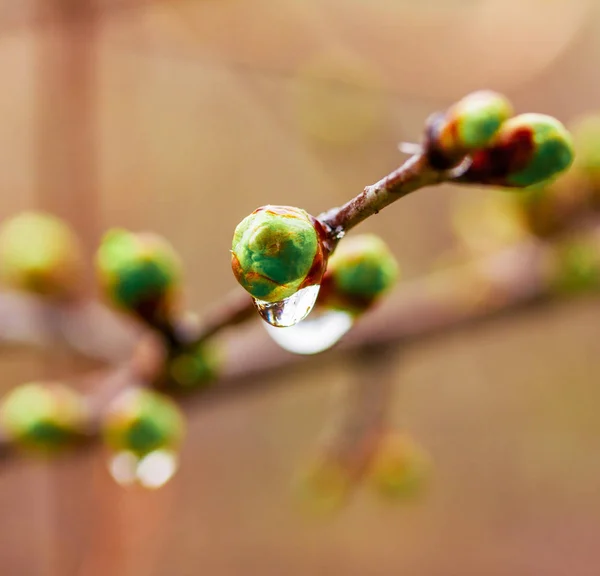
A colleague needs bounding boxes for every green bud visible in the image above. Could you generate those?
[451,191,529,254]
[0,212,84,298]
[231,206,326,302]
[550,237,600,295]
[294,455,352,515]
[463,113,574,187]
[0,383,87,452]
[168,340,222,390]
[442,90,513,150]
[366,432,431,501]
[320,234,399,313]
[102,388,185,457]
[570,114,600,181]
[96,229,182,322]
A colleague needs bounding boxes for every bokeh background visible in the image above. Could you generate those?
[1,0,600,574]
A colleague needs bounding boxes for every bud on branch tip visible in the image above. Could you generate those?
[231,206,328,302]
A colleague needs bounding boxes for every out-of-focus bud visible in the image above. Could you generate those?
[548,236,600,295]
[231,206,327,303]
[102,388,185,458]
[96,229,182,324]
[451,191,530,255]
[294,454,353,515]
[366,432,432,501]
[167,340,222,391]
[0,383,88,452]
[0,211,84,298]
[320,234,399,313]
[461,113,574,187]
[426,90,513,169]
[570,114,600,187]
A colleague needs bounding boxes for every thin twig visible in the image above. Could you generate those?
[319,154,446,241]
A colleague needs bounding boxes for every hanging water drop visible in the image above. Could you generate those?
[253,284,321,328]
[265,307,354,354]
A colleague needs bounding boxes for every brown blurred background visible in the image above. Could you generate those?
[1,0,600,574]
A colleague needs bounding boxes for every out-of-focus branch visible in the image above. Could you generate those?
[208,236,550,399]
[0,228,593,465]
[0,292,139,363]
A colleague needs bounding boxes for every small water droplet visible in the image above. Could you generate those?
[254,284,321,328]
[137,450,179,489]
[265,308,354,354]
[108,451,139,486]
[335,228,346,240]
[108,449,179,489]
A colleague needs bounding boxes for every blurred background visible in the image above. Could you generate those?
[1,0,600,574]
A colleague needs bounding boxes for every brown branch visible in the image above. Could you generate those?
[0,292,140,363]
[0,230,589,466]
[319,153,447,239]
[194,235,552,404]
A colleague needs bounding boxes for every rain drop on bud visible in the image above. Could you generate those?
[231,206,328,327]
[264,307,354,354]
[253,284,321,328]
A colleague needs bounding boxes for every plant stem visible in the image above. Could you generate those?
[319,154,446,242]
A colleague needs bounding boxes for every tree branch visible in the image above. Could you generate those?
[319,153,447,239]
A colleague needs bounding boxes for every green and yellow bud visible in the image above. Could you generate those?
[96,229,182,322]
[294,455,353,515]
[366,432,432,501]
[0,212,84,298]
[442,91,513,150]
[231,206,327,302]
[548,236,600,295]
[320,234,399,313]
[451,191,530,255]
[462,113,574,188]
[0,383,88,452]
[427,91,513,169]
[102,388,185,458]
[167,340,222,391]
[570,114,600,186]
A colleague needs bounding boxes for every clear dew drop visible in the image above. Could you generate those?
[108,450,179,489]
[108,451,139,486]
[265,308,354,354]
[253,284,321,328]
[137,450,179,489]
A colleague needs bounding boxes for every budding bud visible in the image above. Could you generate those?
[427,90,513,169]
[462,113,574,187]
[96,229,182,324]
[294,455,353,515]
[231,206,327,302]
[570,114,600,186]
[366,432,432,501]
[0,383,87,452]
[167,340,222,391]
[0,212,84,298]
[549,236,600,295]
[320,234,399,313]
[102,388,185,457]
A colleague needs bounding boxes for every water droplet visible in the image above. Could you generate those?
[107,449,179,489]
[253,284,321,328]
[335,228,346,240]
[265,308,354,354]
[108,451,138,486]
[137,450,179,489]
